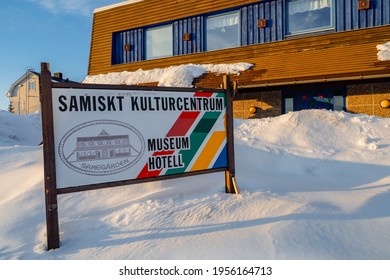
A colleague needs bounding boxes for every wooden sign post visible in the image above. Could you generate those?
[223,75,239,194]
[39,63,60,250]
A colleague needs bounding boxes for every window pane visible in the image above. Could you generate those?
[287,0,333,35]
[28,81,36,90]
[333,96,344,111]
[146,25,173,59]
[285,98,294,113]
[206,11,240,51]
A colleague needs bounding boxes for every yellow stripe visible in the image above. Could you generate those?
[191,131,226,171]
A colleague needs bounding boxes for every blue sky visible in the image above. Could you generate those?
[0,0,124,110]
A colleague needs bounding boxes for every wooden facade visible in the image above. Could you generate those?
[88,0,390,117]
[7,71,40,114]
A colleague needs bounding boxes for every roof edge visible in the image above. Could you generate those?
[6,71,39,98]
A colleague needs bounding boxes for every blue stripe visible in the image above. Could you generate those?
[212,144,228,169]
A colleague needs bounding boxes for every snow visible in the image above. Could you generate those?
[1,108,389,260]
[377,42,390,61]
[83,63,253,87]
[93,1,144,13]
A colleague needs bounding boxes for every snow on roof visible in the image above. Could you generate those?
[93,0,144,13]
[377,42,390,61]
[83,62,253,87]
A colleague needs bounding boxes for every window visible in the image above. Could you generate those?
[284,98,294,113]
[146,24,173,59]
[286,0,334,35]
[283,86,345,113]
[333,96,345,111]
[206,11,240,51]
[28,81,36,90]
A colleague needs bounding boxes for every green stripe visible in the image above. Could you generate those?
[216,92,226,108]
[165,111,221,175]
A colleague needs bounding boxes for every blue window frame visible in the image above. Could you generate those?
[206,10,240,51]
[146,24,173,59]
[286,0,335,35]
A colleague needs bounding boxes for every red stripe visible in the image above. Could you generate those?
[194,91,213,97]
[167,111,200,137]
[137,151,175,178]
[153,150,174,156]
[137,164,161,178]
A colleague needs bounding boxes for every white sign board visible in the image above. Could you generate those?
[52,88,228,189]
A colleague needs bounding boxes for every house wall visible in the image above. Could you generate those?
[9,76,40,114]
[90,0,262,74]
[90,0,390,74]
[89,0,390,118]
[233,90,282,119]
[232,80,390,118]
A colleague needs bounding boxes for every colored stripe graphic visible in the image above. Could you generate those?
[136,150,174,178]
[190,131,226,171]
[212,144,227,169]
[165,111,221,175]
[137,111,200,178]
[137,92,227,179]
[167,112,200,137]
[194,91,213,97]
[216,92,227,107]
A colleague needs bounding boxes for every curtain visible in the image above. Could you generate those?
[288,0,331,14]
[207,12,239,30]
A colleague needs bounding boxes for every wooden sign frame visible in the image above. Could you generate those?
[39,62,237,250]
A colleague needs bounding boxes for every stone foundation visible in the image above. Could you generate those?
[233,90,282,119]
[347,82,390,117]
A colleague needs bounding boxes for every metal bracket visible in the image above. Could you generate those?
[48,204,58,211]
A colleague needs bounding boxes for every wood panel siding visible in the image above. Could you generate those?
[90,23,390,89]
[89,0,265,73]
[89,1,390,89]
[337,0,390,31]
[194,25,390,88]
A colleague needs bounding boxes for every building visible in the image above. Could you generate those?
[71,130,134,162]
[88,0,390,118]
[6,70,73,114]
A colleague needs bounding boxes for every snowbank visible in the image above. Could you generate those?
[83,63,253,87]
[0,110,42,146]
[0,110,390,260]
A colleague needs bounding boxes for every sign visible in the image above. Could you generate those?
[52,88,228,189]
[39,62,237,250]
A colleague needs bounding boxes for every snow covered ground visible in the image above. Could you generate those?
[0,108,389,260]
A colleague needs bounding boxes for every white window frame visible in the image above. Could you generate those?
[206,10,241,51]
[28,81,36,90]
[145,24,173,60]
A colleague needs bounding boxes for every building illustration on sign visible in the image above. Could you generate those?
[58,119,145,176]
[70,130,135,162]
